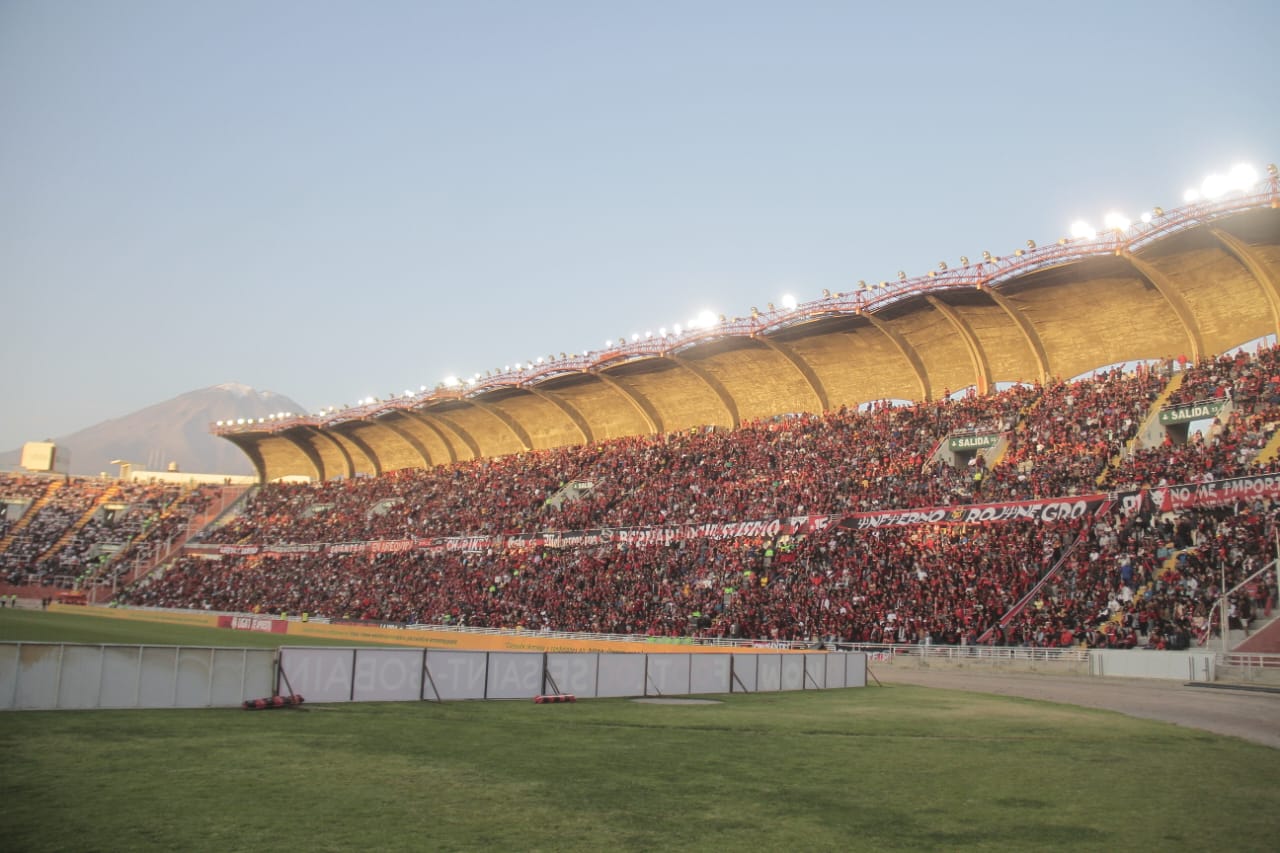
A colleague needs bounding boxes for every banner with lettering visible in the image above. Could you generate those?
[840,494,1109,530]
[1147,473,1280,511]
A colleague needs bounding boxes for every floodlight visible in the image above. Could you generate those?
[959,256,969,267]
[673,324,683,334]
[1183,188,1200,203]
[1201,173,1229,199]
[1103,212,1130,231]
[1227,163,1258,192]
[697,310,718,328]
[822,288,830,297]
[1140,211,1152,223]
[938,261,947,271]
[1069,221,1096,240]
[781,294,797,310]
[982,250,992,261]
[659,326,668,336]
[897,270,906,281]
[1026,240,1035,249]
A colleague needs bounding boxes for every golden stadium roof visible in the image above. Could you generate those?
[216,182,1280,482]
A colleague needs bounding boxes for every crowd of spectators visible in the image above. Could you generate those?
[0,477,219,587]
[1,477,110,582]
[18,345,1280,647]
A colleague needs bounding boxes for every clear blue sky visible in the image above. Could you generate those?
[2,0,1277,452]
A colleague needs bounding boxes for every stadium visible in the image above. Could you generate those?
[4,172,1280,851]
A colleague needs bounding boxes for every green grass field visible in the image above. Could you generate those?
[2,609,1278,852]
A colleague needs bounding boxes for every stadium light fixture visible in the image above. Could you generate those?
[959,257,968,267]
[1069,221,1096,240]
[897,270,906,281]
[1140,211,1153,224]
[1103,212,1130,231]
[659,327,668,337]
[780,294,797,311]
[1183,187,1201,203]
[673,323,683,335]
[1026,240,1036,250]
[1201,173,1229,200]
[1227,163,1258,191]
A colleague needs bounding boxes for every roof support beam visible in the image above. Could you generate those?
[373,417,435,468]
[758,338,830,412]
[274,430,328,481]
[925,296,992,394]
[666,355,739,428]
[331,426,383,477]
[1124,253,1204,362]
[525,387,594,444]
[459,399,533,452]
[418,411,483,460]
[227,435,269,483]
[592,372,662,435]
[1209,227,1280,339]
[863,314,932,401]
[304,426,356,479]
[980,285,1051,384]
[399,411,460,464]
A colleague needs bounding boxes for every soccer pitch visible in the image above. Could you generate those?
[2,609,1277,852]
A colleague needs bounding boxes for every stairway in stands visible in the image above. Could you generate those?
[35,485,119,566]
[0,479,59,557]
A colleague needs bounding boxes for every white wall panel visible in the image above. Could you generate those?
[424,650,488,700]
[353,649,424,702]
[545,653,599,697]
[485,652,543,699]
[689,654,731,694]
[596,653,646,697]
[645,654,691,696]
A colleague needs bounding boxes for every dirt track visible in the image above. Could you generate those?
[874,669,1280,750]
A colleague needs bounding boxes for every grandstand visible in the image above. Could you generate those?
[3,176,1280,665]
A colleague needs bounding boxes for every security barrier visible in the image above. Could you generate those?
[0,643,275,710]
[276,647,867,702]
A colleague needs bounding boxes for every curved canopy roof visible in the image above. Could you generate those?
[217,187,1280,483]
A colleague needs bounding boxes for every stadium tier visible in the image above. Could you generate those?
[9,346,1278,649]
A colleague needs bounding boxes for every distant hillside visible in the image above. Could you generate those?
[0,383,307,477]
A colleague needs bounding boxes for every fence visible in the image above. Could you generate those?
[0,643,275,710]
[1,643,866,710]
[276,647,867,703]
